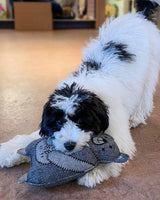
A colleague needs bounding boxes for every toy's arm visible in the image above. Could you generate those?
[48,151,94,173]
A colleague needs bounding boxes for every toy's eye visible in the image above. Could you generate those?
[109,145,112,149]
[102,148,105,151]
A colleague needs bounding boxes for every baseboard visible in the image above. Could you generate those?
[0,19,95,29]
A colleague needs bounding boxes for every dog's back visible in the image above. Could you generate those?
[83,0,160,74]
[73,0,160,124]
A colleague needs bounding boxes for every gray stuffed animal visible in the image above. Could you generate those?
[18,134,129,187]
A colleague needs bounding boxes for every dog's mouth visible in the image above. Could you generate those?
[46,130,91,154]
[64,144,88,154]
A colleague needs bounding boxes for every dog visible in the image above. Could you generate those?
[0,0,160,188]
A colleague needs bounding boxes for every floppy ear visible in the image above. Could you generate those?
[39,101,66,137]
[93,103,109,134]
[86,95,109,134]
[67,90,109,135]
[39,127,49,137]
[39,102,51,137]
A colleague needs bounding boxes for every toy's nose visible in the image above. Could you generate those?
[64,141,76,151]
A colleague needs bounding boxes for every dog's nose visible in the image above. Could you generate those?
[64,141,76,151]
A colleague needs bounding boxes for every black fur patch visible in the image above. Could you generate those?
[103,41,135,62]
[53,82,77,98]
[72,70,80,77]
[68,91,109,135]
[73,60,101,77]
[136,0,159,22]
[49,82,84,103]
[82,60,101,71]
[39,102,67,137]
[51,82,89,101]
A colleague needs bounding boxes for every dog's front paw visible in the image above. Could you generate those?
[77,165,111,188]
[78,172,103,188]
[78,163,123,188]
[0,135,30,168]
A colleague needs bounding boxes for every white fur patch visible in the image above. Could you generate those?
[52,120,91,152]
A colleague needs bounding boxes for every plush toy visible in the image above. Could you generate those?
[18,134,129,187]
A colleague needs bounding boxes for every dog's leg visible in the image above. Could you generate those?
[0,130,40,168]
[78,163,122,188]
[130,64,159,128]
[78,106,136,187]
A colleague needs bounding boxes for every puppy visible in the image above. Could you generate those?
[0,0,160,187]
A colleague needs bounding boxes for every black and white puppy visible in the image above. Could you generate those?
[0,0,160,187]
[39,82,109,152]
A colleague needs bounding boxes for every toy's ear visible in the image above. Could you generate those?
[113,153,129,163]
[92,134,112,145]
[92,136,106,145]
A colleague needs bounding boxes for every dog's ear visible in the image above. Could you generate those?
[39,128,47,137]
[39,101,66,137]
[88,95,109,134]
[39,102,51,137]
[69,92,109,135]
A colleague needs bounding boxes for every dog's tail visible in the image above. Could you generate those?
[135,0,160,23]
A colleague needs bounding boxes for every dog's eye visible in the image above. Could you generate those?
[57,120,63,126]
[78,119,83,124]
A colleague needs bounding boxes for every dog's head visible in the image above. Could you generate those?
[39,82,109,152]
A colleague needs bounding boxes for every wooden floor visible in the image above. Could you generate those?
[0,29,97,142]
[0,30,160,200]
